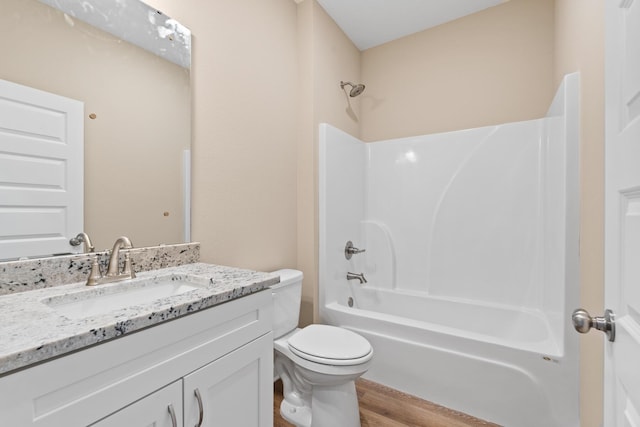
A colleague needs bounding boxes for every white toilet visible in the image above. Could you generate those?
[271,269,373,427]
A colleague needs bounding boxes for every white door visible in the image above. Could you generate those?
[604,1,640,425]
[0,79,83,260]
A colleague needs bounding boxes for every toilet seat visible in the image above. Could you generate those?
[287,324,373,366]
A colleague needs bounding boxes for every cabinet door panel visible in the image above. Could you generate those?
[90,381,183,427]
[184,333,273,427]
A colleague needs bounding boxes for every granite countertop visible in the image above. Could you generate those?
[0,263,279,376]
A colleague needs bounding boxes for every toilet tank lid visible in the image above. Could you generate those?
[270,269,303,288]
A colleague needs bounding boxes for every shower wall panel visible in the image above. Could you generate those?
[318,124,366,307]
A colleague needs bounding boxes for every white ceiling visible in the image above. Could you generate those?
[316,0,508,51]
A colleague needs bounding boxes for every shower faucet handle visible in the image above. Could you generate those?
[345,241,366,260]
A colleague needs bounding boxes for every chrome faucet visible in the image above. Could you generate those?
[86,236,135,286]
[105,236,135,278]
[69,232,95,253]
[347,272,367,284]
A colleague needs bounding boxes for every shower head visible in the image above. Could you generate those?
[340,81,365,97]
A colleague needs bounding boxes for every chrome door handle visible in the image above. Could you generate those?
[168,404,177,427]
[194,388,204,427]
[572,308,615,342]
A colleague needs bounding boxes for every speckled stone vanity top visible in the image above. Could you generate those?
[0,263,279,376]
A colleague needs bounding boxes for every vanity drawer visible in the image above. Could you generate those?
[0,290,272,427]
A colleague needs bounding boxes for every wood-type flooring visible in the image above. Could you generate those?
[274,378,501,427]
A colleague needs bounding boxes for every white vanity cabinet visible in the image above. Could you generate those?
[0,290,273,427]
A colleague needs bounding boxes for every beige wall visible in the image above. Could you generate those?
[297,0,362,325]
[148,0,299,273]
[2,0,190,251]
[555,1,605,425]
[360,0,556,141]
[150,0,358,326]
[296,0,316,326]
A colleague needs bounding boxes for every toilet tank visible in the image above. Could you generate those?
[270,269,303,339]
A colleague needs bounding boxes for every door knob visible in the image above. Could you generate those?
[572,308,615,342]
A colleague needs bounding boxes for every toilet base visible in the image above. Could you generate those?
[310,381,361,427]
[279,380,361,427]
[280,399,311,427]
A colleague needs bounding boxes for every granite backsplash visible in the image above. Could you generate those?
[0,243,200,296]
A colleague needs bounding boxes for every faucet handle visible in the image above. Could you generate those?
[122,252,136,279]
[86,255,103,286]
[345,241,366,260]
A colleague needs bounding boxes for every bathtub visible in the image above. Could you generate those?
[322,287,578,427]
[318,74,580,426]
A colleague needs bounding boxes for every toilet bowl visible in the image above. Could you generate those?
[271,269,373,427]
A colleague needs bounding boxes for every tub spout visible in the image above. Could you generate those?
[347,272,367,284]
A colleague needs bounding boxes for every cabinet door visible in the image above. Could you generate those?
[183,333,273,427]
[90,380,183,427]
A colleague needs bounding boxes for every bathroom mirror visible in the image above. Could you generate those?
[0,0,191,255]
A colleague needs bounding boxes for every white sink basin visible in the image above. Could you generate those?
[43,275,208,319]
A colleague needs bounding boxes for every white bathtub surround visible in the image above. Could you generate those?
[319,73,580,427]
[0,262,278,375]
[0,242,200,295]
